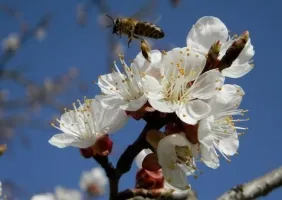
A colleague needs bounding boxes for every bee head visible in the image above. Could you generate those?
[112,18,122,34]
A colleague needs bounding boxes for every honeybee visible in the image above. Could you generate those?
[106,15,165,48]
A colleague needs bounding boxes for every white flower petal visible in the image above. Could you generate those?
[162,165,189,190]
[91,99,128,133]
[233,39,255,65]
[218,134,239,156]
[200,145,220,169]
[142,75,164,99]
[119,95,147,111]
[48,133,94,149]
[95,94,126,109]
[161,47,206,81]
[186,16,228,54]
[31,193,55,200]
[176,100,211,125]
[163,134,191,147]
[149,99,175,113]
[59,110,84,135]
[208,84,244,115]
[222,62,253,78]
[55,187,82,200]
[98,73,122,95]
[132,50,162,74]
[135,149,153,169]
[198,116,214,148]
[80,167,108,193]
[221,39,254,78]
[191,69,225,99]
[157,136,178,167]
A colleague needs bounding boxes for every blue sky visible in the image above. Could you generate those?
[1,0,282,199]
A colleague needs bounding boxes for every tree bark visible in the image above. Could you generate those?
[218,166,282,200]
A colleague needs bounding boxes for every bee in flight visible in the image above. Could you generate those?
[106,15,165,48]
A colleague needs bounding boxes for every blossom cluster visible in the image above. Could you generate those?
[48,16,254,191]
[31,167,108,199]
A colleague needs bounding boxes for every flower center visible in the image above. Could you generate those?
[175,145,198,178]
[51,99,99,140]
[98,55,143,101]
[212,109,249,137]
[162,49,203,103]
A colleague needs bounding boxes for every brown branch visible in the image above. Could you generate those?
[116,112,170,178]
[118,188,197,200]
[92,112,171,200]
[93,155,117,200]
[218,166,282,200]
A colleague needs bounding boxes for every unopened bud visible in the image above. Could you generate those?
[217,31,250,71]
[135,168,164,190]
[202,40,221,73]
[142,153,162,171]
[92,135,113,156]
[80,147,93,158]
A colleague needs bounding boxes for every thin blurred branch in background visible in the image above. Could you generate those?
[0,5,81,147]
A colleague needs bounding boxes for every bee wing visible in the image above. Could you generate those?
[131,0,158,19]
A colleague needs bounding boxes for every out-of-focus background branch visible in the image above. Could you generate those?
[0,4,81,146]
[0,0,179,199]
[1,0,282,200]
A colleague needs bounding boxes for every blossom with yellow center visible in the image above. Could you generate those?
[157,134,198,190]
[49,98,128,149]
[143,47,225,125]
[96,50,162,111]
[198,84,248,168]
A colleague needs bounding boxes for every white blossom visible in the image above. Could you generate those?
[143,47,224,125]
[80,167,108,195]
[186,16,255,78]
[96,50,162,112]
[198,84,247,168]
[2,33,20,52]
[31,193,55,200]
[31,187,82,200]
[49,98,128,148]
[157,134,198,190]
[35,28,47,41]
[54,187,82,200]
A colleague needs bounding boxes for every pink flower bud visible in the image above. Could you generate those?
[135,168,164,190]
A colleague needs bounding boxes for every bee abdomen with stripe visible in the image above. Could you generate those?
[135,22,165,39]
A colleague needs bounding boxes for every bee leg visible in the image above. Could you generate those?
[127,37,132,48]
[127,25,136,48]
[140,38,151,63]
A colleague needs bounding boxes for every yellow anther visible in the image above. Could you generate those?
[162,50,167,55]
